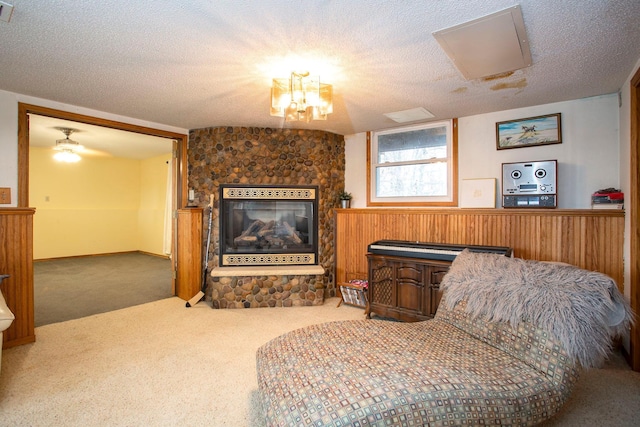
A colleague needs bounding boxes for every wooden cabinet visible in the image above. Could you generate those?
[366,253,450,322]
[176,208,203,301]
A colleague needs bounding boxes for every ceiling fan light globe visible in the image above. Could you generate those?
[53,149,81,163]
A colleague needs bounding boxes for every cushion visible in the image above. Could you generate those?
[440,250,634,367]
[0,290,14,332]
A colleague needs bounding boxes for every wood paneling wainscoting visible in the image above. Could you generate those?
[0,208,35,348]
[176,208,203,301]
[335,208,625,291]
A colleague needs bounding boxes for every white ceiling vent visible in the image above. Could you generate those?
[0,1,14,23]
[433,5,532,80]
[384,107,435,123]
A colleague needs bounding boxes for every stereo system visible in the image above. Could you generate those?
[502,160,557,208]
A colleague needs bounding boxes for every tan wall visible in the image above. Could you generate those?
[138,154,172,255]
[29,147,168,259]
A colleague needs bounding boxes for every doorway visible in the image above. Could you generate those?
[17,103,188,323]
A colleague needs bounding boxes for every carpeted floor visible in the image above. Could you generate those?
[34,252,173,326]
[0,297,638,426]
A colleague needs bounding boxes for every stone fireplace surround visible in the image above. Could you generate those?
[188,126,345,309]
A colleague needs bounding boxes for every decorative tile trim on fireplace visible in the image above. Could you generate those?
[222,253,315,266]
[222,186,316,200]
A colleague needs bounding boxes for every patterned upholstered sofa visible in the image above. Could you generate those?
[256,250,633,427]
[0,275,15,374]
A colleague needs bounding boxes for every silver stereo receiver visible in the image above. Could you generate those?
[502,160,557,208]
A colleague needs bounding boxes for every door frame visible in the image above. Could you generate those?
[630,68,640,371]
[16,103,189,293]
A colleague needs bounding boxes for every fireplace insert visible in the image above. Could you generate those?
[219,185,319,266]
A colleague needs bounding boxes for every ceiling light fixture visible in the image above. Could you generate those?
[53,128,83,163]
[270,71,333,122]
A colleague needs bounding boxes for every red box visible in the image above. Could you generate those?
[592,191,624,200]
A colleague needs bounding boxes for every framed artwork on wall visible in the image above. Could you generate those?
[496,113,562,150]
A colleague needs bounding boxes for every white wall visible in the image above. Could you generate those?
[0,91,19,205]
[344,133,368,208]
[346,93,620,209]
[0,89,188,207]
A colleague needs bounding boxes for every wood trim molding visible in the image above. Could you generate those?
[14,103,189,346]
[366,131,372,206]
[17,103,189,208]
[366,119,459,207]
[451,118,459,207]
[17,103,29,208]
[630,66,640,370]
[337,207,624,217]
[0,207,36,215]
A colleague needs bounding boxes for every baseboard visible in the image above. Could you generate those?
[137,250,171,260]
[34,250,170,262]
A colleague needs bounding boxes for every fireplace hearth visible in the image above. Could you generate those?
[219,185,318,267]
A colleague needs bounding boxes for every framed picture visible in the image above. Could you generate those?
[496,113,562,150]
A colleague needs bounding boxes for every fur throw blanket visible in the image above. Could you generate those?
[441,250,634,368]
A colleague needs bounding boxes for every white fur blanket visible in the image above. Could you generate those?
[441,250,634,368]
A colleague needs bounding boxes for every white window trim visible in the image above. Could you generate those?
[369,120,456,206]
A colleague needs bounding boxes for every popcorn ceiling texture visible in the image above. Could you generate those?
[188,126,345,308]
[3,2,639,135]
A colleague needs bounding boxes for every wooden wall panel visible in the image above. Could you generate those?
[176,208,203,301]
[335,209,625,290]
[0,208,36,348]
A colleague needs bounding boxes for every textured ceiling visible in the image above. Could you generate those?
[28,115,173,160]
[2,0,640,138]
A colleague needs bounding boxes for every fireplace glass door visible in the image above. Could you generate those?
[219,186,318,266]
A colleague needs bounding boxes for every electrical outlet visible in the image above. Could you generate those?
[0,187,11,204]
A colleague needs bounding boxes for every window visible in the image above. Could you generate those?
[368,119,457,206]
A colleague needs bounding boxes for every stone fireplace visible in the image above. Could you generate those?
[188,126,345,309]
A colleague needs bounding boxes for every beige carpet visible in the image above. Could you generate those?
[0,297,638,426]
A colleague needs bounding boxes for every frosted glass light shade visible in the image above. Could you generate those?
[270,72,333,122]
[55,140,84,152]
[53,149,81,163]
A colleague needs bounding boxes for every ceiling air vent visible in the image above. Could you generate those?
[0,1,14,23]
[384,107,435,123]
[433,5,532,80]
